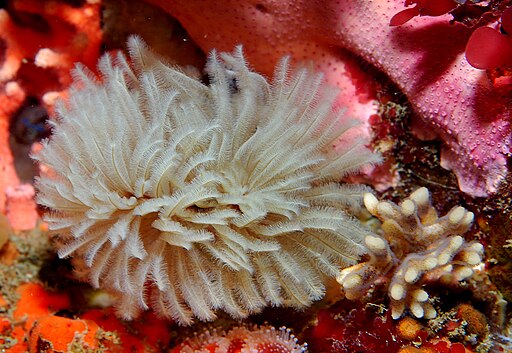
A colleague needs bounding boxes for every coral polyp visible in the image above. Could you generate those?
[34,36,379,325]
[338,187,484,320]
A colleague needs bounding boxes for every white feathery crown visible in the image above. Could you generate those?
[34,36,380,325]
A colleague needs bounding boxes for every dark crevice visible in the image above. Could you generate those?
[255,3,268,14]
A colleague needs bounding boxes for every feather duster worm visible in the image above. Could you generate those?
[34,37,380,325]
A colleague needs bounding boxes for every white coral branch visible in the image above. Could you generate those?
[338,187,484,319]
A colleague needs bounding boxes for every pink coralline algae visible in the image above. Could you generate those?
[0,0,101,229]
[0,1,101,86]
[148,0,512,197]
[5,184,38,231]
[0,82,25,220]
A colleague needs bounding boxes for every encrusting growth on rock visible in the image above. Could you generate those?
[172,325,307,353]
[33,36,380,325]
[338,187,484,319]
